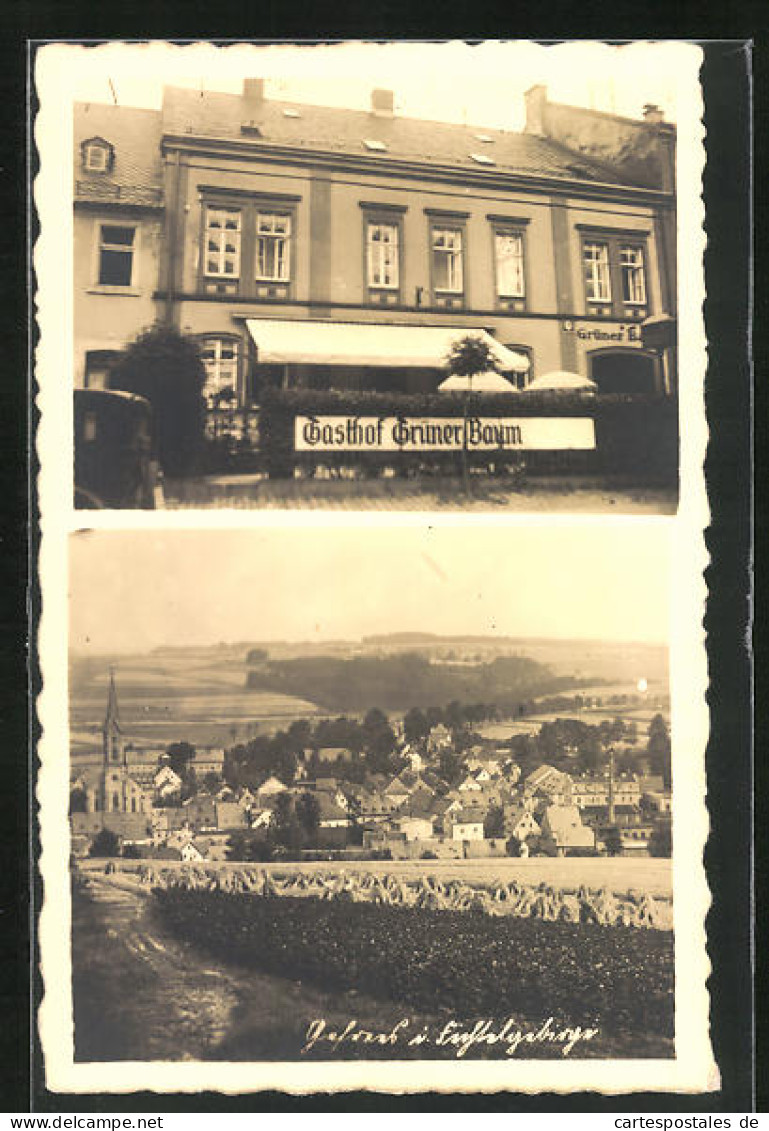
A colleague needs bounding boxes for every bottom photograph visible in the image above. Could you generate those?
[61,522,678,1077]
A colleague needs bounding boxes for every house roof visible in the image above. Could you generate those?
[74,103,164,208]
[316,793,349,822]
[452,809,486,825]
[542,804,594,847]
[160,85,638,189]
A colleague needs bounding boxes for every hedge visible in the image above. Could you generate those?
[258,389,678,484]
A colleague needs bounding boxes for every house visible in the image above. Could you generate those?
[153,765,182,798]
[383,776,410,810]
[393,815,434,842]
[317,793,351,829]
[182,794,217,830]
[73,105,164,388]
[180,839,209,863]
[193,748,227,778]
[539,805,595,856]
[525,765,573,808]
[504,805,541,844]
[457,774,483,793]
[427,725,453,754]
[450,811,486,842]
[214,801,249,830]
[249,807,275,830]
[256,775,287,801]
[317,747,353,763]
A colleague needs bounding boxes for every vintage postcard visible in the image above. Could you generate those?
[34,40,714,1096]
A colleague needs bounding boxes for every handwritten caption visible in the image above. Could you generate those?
[301,1016,599,1058]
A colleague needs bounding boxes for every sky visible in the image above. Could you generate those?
[48,40,694,129]
[69,523,671,653]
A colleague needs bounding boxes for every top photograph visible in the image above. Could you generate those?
[68,42,688,512]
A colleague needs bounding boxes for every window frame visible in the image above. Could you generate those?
[359,202,407,304]
[80,136,114,174]
[431,225,464,295]
[197,333,246,408]
[255,210,292,283]
[95,221,138,289]
[500,343,534,389]
[366,219,400,290]
[425,208,469,307]
[582,239,612,305]
[202,204,243,283]
[197,188,301,299]
[577,226,652,318]
[619,243,648,306]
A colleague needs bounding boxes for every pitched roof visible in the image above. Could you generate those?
[160,86,635,188]
[74,102,164,208]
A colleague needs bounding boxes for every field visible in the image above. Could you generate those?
[72,876,674,1062]
[70,635,668,751]
[69,648,323,753]
[81,855,672,898]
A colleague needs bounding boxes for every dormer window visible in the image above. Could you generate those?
[81,137,114,174]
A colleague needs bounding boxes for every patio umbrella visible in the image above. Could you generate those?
[438,370,517,393]
[524,370,597,392]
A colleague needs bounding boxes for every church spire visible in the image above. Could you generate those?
[104,666,121,733]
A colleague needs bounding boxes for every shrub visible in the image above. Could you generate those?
[110,324,206,476]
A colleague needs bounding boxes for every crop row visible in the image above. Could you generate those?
[136,864,673,931]
[152,887,674,1041]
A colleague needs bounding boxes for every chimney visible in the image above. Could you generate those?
[524,84,547,136]
[607,747,616,825]
[371,88,394,118]
[643,103,664,124]
[241,78,265,135]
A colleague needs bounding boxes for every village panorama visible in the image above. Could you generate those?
[68,633,675,1063]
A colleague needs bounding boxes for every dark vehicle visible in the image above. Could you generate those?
[74,389,162,509]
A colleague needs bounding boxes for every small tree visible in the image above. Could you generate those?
[165,741,196,780]
[89,828,120,857]
[444,336,498,490]
[69,787,87,814]
[444,335,497,381]
[110,324,206,476]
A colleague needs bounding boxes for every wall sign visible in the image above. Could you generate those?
[295,415,596,452]
[561,320,642,342]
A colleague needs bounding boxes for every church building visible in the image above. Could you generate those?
[70,670,153,843]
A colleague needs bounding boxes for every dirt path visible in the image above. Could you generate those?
[74,878,242,1060]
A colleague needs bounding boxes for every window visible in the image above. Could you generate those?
[198,191,299,298]
[620,245,647,305]
[256,212,291,281]
[81,136,113,173]
[432,227,463,293]
[366,222,399,288]
[495,231,525,298]
[583,241,611,302]
[98,224,135,286]
[200,336,242,406]
[204,206,242,278]
[84,144,109,172]
[578,226,651,316]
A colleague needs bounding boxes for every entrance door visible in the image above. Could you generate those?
[588,349,659,395]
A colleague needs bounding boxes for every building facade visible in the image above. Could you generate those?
[73,81,677,406]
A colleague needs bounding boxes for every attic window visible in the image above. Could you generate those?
[474,133,494,143]
[470,153,496,165]
[363,139,388,152]
[283,109,301,118]
[81,137,113,173]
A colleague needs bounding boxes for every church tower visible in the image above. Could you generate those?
[102,667,125,769]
